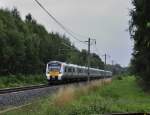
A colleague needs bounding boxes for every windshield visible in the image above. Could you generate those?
[48,63,61,71]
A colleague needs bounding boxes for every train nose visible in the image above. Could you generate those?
[50,76,58,81]
[49,71,59,76]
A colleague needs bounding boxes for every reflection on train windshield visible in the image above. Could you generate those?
[48,63,61,71]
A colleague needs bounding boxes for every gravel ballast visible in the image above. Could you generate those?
[0,85,61,109]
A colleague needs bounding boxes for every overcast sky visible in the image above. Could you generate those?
[0,0,133,66]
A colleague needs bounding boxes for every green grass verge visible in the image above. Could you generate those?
[2,76,150,115]
[0,74,47,88]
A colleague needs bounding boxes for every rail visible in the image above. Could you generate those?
[0,84,48,94]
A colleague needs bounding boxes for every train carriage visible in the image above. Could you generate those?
[46,61,112,83]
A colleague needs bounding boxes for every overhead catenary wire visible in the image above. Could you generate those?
[33,0,86,43]
[92,43,114,65]
[33,0,110,63]
[92,42,103,56]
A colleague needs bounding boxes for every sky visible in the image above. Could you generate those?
[0,0,133,67]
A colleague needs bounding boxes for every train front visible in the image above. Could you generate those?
[46,61,63,82]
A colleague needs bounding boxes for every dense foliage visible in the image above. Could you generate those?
[0,8,104,75]
[0,74,46,88]
[129,0,150,90]
[106,64,126,75]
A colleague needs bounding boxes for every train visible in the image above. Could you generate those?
[46,61,112,83]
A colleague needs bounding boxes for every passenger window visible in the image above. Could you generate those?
[73,68,75,72]
[68,68,72,72]
[65,67,67,72]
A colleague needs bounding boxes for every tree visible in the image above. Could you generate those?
[0,8,104,75]
[130,0,150,90]
[25,13,32,22]
[11,8,21,20]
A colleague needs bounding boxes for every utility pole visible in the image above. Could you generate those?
[102,53,110,79]
[87,38,90,82]
[111,60,114,75]
[104,54,107,66]
[111,60,117,75]
[103,53,110,70]
[112,60,114,66]
[85,38,96,82]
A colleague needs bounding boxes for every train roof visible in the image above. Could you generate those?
[47,61,65,64]
[47,61,112,73]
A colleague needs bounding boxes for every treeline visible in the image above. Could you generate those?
[0,8,104,75]
[106,64,127,75]
[130,0,150,90]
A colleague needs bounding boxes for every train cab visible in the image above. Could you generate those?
[46,61,63,81]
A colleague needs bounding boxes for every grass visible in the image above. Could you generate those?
[1,76,150,115]
[0,74,47,88]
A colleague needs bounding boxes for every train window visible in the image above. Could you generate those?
[72,68,75,72]
[78,69,80,73]
[68,68,72,72]
[77,69,79,73]
[85,69,88,73]
[65,67,67,72]
[79,69,81,73]
[77,68,82,73]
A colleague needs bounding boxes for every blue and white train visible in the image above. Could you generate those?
[46,61,112,83]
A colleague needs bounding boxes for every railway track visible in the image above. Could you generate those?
[0,79,111,114]
[0,78,110,94]
[0,81,85,94]
[0,81,88,109]
[0,84,49,94]
[0,81,82,94]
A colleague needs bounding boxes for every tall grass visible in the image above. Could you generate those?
[52,79,112,107]
[2,76,150,115]
[0,74,47,88]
